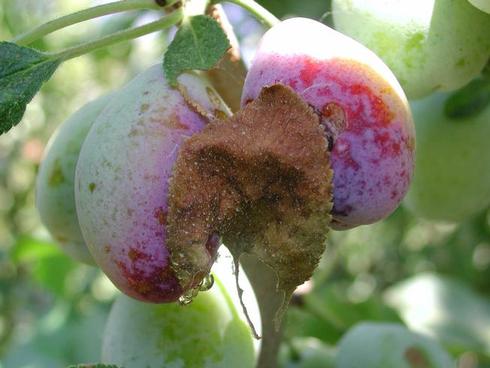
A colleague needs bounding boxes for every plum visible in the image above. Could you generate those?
[404,92,490,222]
[242,18,415,230]
[332,0,490,99]
[468,0,490,13]
[101,257,258,368]
[75,65,229,302]
[36,93,114,264]
[335,322,453,368]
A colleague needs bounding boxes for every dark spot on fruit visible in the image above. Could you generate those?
[104,244,111,253]
[154,207,167,226]
[139,103,150,114]
[48,159,65,186]
[243,98,253,106]
[55,234,68,243]
[155,112,188,130]
[128,247,147,262]
[404,346,430,368]
[455,58,466,67]
[89,183,96,192]
[321,102,347,137]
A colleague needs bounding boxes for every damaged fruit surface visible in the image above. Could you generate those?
[167,84,332,321]
[75,65,227,302]
[242,17,415,230]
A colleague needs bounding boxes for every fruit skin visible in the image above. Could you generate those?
[36,93,114,264]
[335,322,453,368]
[75,65,226,302]
[332,0,490,99]
[242,17,414,230]
[404,92,490,222]
[101,257,258,368]
[468,0,490,14]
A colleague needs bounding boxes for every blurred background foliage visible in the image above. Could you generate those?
[0,0,489,367]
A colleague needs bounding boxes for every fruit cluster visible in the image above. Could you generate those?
[26,0,490,365]
[37,17,414,305]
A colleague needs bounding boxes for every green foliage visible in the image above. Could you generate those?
[444,76,490,119]
[0,42,59,135]
[163,15,230,86]
[11,236,77,296]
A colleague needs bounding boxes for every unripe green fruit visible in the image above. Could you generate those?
[404,92,490,222]
[36,94,114,264]
[101,253,258,368]
[332,0,490,99]
[468,0,490,13]
[335,323,453,368]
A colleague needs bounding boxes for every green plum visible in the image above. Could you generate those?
[332,0,490,99]
[404,92,490,222]
[36,93,114,264]
[279,337,335,368]
[335,322,454,368]
[468,0,490,14]
[101,250,259,368]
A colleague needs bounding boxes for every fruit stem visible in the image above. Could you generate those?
[12,0,177,46]
[215,0,279,28]
[12,0,180,46]
[46,9,183,62]
[241,254,284,368]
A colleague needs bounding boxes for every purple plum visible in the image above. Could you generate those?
[242,18,415,229]
[75,65,228,302]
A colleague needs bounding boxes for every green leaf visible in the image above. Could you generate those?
[10,236,60,263]
[335,322,454,368]
[163,15,230,86]
[10,236,78,296]
[0,41,60,135]
[444,76,490,119]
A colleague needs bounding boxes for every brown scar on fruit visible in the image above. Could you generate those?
[321,102,347,146]
[167,84,333,325]
[404,346,431,368]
